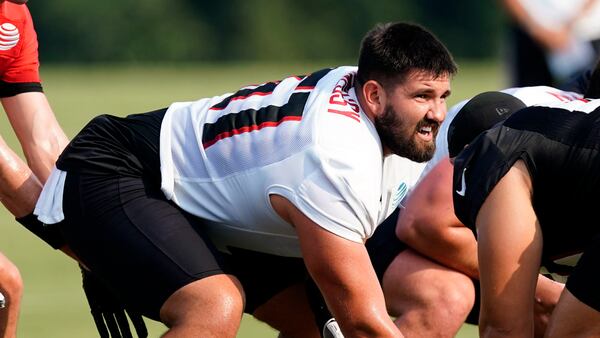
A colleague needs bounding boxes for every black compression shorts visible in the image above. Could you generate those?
[57,109,309,319]
[365,208,407,282]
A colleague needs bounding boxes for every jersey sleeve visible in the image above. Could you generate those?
[290,69,382,243]
[0,4,42,97]
[294,168,376,243]
[452,128,513,236]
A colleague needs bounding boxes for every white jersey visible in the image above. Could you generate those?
[158,66,426,256]
[421,86,583,179]
[159,66,428,256]
[36,66,424,258]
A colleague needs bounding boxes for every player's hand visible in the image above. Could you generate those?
[80,266,148,338]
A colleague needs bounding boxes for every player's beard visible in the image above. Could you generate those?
[375,104,438,162]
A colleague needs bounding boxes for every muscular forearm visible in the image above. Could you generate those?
[280,195,403,337]
[399,221,479,279]
[328,295,401,338]
[0,137,42,217]
[313,255,402,337]
[3,92,69,183]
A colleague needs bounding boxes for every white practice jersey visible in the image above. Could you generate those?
[420,86,583,179]
[35,67,425,257]
[157,66,424,257]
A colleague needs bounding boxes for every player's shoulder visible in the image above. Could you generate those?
[501,86,582,106]
[522,97,600,113]
[312,65,376,153]
[0,2,32,24]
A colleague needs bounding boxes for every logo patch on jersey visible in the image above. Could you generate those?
[327,73,361,122]
[392,182,408,208]
[456,168,467,196]
[495,107,511,116]
[0,23,19,51]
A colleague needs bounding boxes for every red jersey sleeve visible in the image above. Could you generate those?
[0,2,42,97]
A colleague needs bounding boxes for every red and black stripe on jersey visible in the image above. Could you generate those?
[202,68,332,148]
[208,82,280,111]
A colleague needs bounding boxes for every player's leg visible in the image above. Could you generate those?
[367,208,475,337]
[223,247,320,338]
[253,282,320,338]
[160,275,245,337]
[0,252,22,338]
[544,289,600,337]
[59,172,245,337]
[545,240,600,337]
[382,248,475,338]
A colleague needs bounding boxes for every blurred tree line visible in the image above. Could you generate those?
[29,0,506,63]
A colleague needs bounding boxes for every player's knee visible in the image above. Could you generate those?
[427,273,475,320]
[0,261,23,297]
[397,271,474,318]
[160,275,245,333]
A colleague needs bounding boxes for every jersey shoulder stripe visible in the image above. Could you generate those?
[209,82,279,111]
[202,68,332,148]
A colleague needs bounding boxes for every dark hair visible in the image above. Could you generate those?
[356,22,457,90]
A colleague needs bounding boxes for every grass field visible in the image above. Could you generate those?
[0,61,506,337]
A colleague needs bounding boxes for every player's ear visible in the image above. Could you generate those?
[360,80,386,117]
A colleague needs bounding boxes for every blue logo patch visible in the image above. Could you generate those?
[392,182,408,208]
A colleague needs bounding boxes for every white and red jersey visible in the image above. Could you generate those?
[421,86,584,179]
[36,66,424,257]
[156,66,424,256]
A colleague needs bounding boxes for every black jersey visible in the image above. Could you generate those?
[453,100,600,262]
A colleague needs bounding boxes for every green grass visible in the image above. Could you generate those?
[0,60,506,337]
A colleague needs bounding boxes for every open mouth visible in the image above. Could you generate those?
[417,125,435,141]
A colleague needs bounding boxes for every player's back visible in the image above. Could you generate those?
[454,98,600,260]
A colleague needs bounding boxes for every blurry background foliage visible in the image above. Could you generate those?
[29,0,506,63]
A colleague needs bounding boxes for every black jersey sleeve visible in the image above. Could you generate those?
[452,127,513,237]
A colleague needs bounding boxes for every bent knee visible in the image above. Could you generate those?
[160,274,245,329]
[383,251,475,319]
[0,260,23,296]
[432,275,475,317]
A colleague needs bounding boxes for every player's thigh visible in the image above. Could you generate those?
[252,282,320,338]
[548,241,600,337]
[545,289,600,337]
[59,172,233,320]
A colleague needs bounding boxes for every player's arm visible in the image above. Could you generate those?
[2,92,69,183]
[499,0,570,51]
[271,195,402,338]
[476,160,542,337]
[396,158,479,279]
